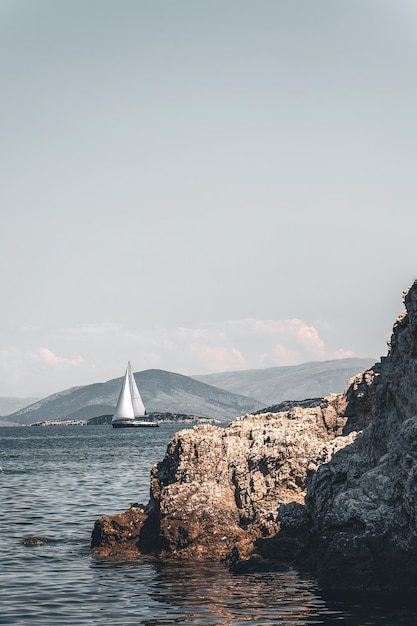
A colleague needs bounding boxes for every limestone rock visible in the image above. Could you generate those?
[91,403,356,561]
[91,506,150,558]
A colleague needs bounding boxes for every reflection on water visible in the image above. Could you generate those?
[1,425,417,625]
[90,559,337,625]
[147,562,333,625]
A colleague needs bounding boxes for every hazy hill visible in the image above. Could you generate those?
[5,369,263,425]
[192,358,375,406]
[0,396,40,417]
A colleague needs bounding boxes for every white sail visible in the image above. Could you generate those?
[128,362,146,417]
[112,368,135,423]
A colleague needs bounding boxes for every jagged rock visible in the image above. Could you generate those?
[253,398,323,415]
[342,364,380,434]
[91,403,356,561]
[306,281,417,591]
[91,281,417,592]
[91,506,151,558]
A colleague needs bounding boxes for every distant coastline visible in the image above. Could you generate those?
[28,413,219,427]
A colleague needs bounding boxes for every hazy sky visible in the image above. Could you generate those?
[1,0,417,397]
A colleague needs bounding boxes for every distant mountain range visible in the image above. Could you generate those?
[4,369,263,425]
[192,357,375,405]
[0,358,376,427]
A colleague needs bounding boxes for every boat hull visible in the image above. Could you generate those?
[112,421,159,428]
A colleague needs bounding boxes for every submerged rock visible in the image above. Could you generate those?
[23,537,45,546]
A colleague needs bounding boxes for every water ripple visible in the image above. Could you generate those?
[1,425,417,624]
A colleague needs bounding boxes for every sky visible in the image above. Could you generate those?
[1,0,417,397]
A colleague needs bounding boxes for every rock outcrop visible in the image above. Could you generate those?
[92,280,417,592]
[91,398,356,561]
[306,282,417,591]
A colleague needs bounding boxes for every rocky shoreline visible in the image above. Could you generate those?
[91,281,417,592]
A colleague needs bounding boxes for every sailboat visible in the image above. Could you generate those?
[111,362,159,428]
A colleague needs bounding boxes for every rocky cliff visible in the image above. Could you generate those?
[92,281,417,592]
[306,282,417,591]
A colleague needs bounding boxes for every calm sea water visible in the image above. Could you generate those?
[1,424,416,625]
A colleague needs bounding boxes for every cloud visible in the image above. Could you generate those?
[260,344,300,367]
[331,348,355,359]
[0,346,86,397]
[250,318,326,356]
[187,344,246,372]
[0,317,355,396]
[292,320,326,358]
[49,323,122,337]
[38,347,84,366]
[72,317,351,374]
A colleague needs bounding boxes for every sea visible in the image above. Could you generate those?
[1,424,416,625]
